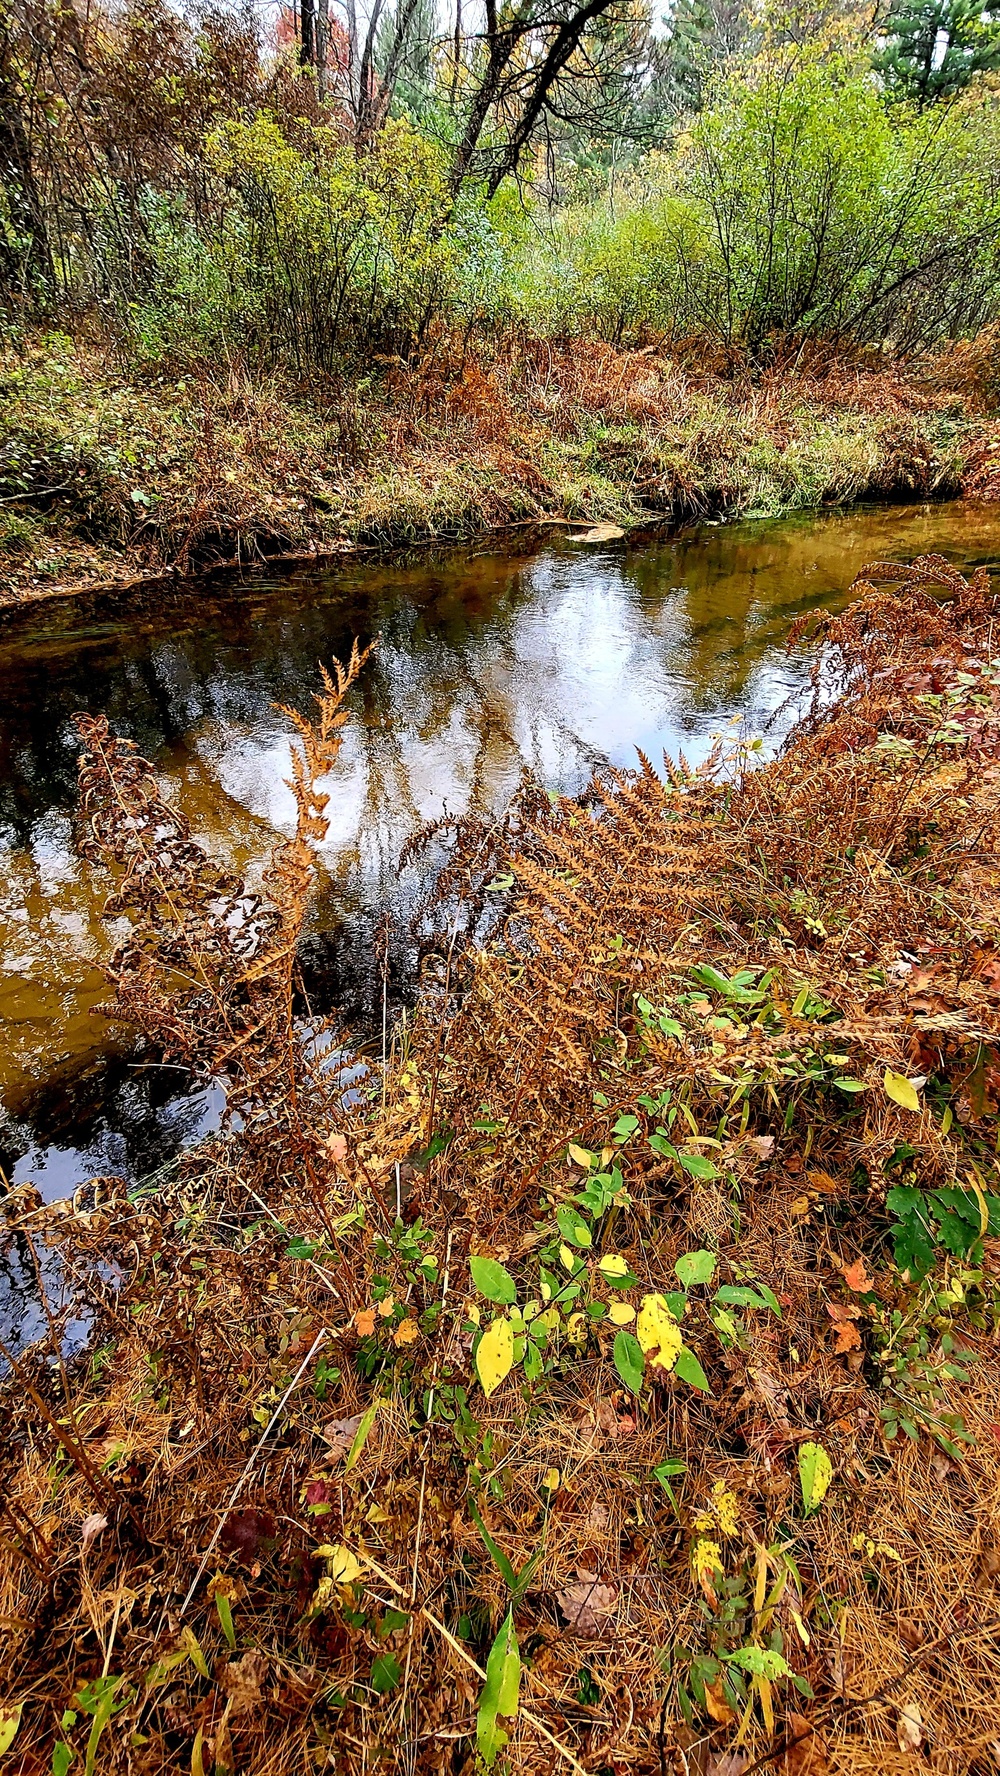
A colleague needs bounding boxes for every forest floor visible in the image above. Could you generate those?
[2,552,1000,1773]
[2,327,1000,606]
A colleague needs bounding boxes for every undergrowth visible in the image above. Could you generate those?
[2,555,1000,1773]
[0,329,980,605]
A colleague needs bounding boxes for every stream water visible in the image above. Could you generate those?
[3,500,1000,1243]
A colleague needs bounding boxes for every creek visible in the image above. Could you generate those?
[2,499,1000,1238]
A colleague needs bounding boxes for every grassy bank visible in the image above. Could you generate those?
[2,554,1000,1772]
[0,329,991,607]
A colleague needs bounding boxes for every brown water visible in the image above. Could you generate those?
[2,499,1000,1220]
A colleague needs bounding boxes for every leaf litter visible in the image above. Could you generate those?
[2,561,1000,1771]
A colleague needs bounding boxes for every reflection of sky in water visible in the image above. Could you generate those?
[2,501,1000,1203]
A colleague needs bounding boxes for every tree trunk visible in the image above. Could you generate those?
[0,23,52,299]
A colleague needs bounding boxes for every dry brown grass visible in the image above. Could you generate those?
[2,556,1000,1774]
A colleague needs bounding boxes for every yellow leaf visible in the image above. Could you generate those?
[798,1441,833,1513]
[466,1301,481,1326]
[790,1195,812,1215]
[884,1069,921,1113]
[608,1301,635,1324]
[636,1294,683,1371]
[541,1467,560,1491]
[316,1543,366,1587]
[566,1311,588,1347]
[476,1316,514,1398]
[366,1502,390,1524]
[599,1252,629,1278]
[393,1318,419,1346]
[0,1705,22,1756]
[567,1143,594,1169]
[559,1243,577,1273]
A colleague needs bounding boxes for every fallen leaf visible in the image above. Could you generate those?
[897,1701,923,1754]
[840,1256,871,1292]
[220,1509,277,1564]
[320,1412,366,1460]
[324,1133,348,1162]
[393,1318,419,1346]
[790,1194,812,1216]
[635,1294,683,1371]
[749,1136,775,1159]
[706,1753,747,1775]
[784,1711,829,1773]
[220,1650,268,1716]
[884,1070,921,1114]
[80,1512,108,1553]
[703,1679,736,1725]
[826,1301,862,1353]
[354,1308,377,1337]
[316,1543,366,1587]
[555,1575,618,1636]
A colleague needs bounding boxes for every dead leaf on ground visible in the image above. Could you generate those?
[839,1256,872,1292]
[748,1135,775,1159]
[706,1755,747,1776]
[80,1512,108,1553]
[555,1572,619,1636]
[319,1412,366,1460]
[784,1712,830,1773]
[897,1701,923,1754]
[221,1650,268,1715]
[826,1302,863,1352]
[704,1680,736,1725]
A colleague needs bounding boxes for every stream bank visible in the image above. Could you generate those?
[2,330,993,609]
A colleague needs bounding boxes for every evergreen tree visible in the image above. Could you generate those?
[875,0,1000,104]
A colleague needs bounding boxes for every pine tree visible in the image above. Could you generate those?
[875,0,1000,104]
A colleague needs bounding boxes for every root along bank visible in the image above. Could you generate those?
[3,554,1000,1773]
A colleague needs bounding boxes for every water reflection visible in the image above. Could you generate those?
[2,500,1000,1195]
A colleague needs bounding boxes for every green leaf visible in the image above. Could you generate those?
[674,1346,711,1393]
[884,1069,921,1113]
[284,1235,317,1260]
[556,1205,592,1248]
[215,1591,236,1650]
[724,1646,791,1680]
[522,1338,543,1383]
[664,1290,687,1321]
[678,1153,719,1180]
[52,1746,73,1776]
[832,1077,867,1093]
[469,1255,518,1304]
[675,1249,717,1289]
[476,1608,520,1768]
[612,1115,639,1139]
[469,1497,519,1595]
[370,1653,402,1694]
[652,1458,686,1514]
[345,1400,380,1472]
[886,1185,936,1278]
[715,1283,780,1314]
[798,1441,833,1515]
[613,1330,644,1394]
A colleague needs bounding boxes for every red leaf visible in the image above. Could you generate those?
[221,1508,276,1564]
